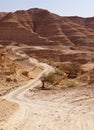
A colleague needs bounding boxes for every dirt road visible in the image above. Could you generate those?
[1,60,54,130]
[1,59,94,130]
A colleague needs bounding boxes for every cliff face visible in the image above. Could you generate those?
[0,8,94,46]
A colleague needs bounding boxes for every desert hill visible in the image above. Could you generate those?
[0,8,94,130]
[0,8,94,46]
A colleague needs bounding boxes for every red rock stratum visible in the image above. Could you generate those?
[0,8,94,46]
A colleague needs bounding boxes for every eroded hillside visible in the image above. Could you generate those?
[0,8,94,130]
[0,8,94,47]
[0,46,42,96]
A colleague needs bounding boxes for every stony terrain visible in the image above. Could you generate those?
[0,8,94,130]
[0,46,42,96]
[0,8,94,47]
[0,8,94,64]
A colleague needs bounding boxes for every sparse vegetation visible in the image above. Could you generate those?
[65,80,77,88]
[58,62,82,79]
[45,72,56,83]
[40,62,83,90]
[41,72,56,89]
[40,69,66,89]
[55,69,64,76]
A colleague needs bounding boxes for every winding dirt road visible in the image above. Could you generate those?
[2,60,54,130]
[1,59,94,130]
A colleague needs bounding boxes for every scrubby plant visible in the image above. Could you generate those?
[65,81,77,88]
[40,72,56,89]
[58,62,82,79]
[41,72,55,84]
[55,69,64,76]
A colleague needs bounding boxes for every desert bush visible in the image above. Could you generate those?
[58,62,82,79]
[65,81,77,88]
[40,72,56,89]
[55,69,64,76]
[41,72,56,84]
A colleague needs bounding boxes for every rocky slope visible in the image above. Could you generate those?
[0,8,94,46]
[0,46,42,96]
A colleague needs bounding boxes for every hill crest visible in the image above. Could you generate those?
[0,8,94,47]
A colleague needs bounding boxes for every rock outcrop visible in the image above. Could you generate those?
[0,8,94,46]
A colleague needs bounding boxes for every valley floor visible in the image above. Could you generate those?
[15,85,94,130]
[0,70,94,130]
[0,46,94,130]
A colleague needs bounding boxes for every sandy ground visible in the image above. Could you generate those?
[17,85,94,130]
[2,85,94,130]
[0,98,18,128]
[0,61,54,130]
[0,59,94,130]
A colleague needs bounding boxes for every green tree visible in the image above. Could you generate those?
[58,62,81,79]
[40,72,55,89]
